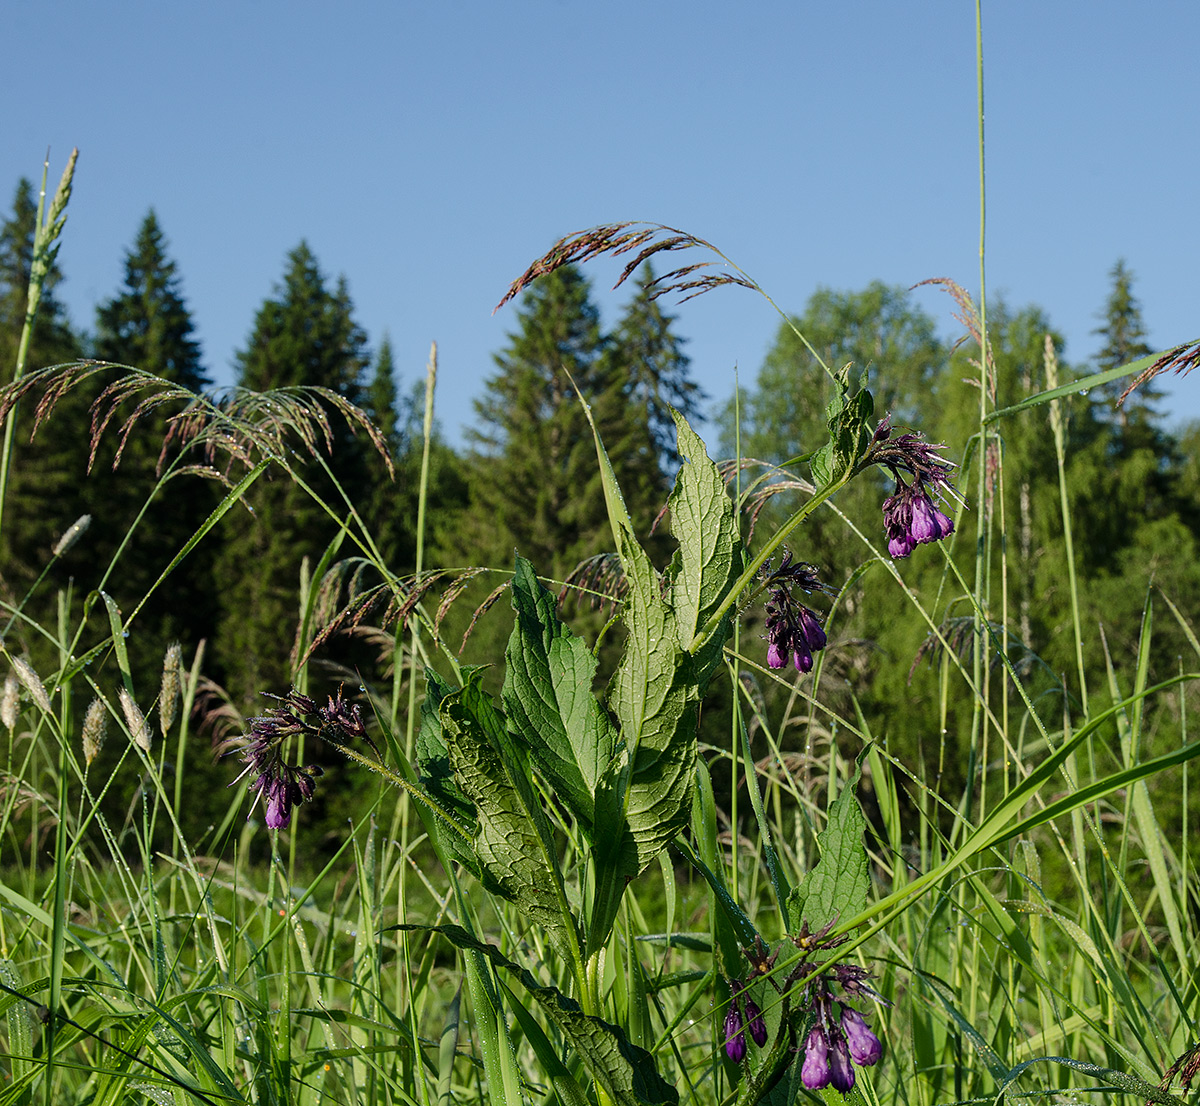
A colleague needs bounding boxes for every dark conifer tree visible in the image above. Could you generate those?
[462,264,666,581]
[90,210,218,663]
[605,263,704,475]
[94,210,207,389]
[363,334,412,571]
[1093,259,1158,432]
[215,243,371,702]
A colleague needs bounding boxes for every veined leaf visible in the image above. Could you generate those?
[667,410,744,648]
[440,674,573,953]
[504,555,615,829]
[787,761,869,934]
[391,924,678,1106]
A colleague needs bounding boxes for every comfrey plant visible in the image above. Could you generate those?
[225,226,964,1106]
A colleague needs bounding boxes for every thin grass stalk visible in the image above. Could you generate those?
[0,151,76,540]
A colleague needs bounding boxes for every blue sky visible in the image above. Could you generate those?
[5,2,1198,444]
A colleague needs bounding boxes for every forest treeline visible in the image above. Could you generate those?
[3,177,1198,852]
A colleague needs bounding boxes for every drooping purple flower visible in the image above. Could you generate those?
[882,479,954,559]
[724,1001,747,1063]
[828,1034,856,1093]
[761,553,829,674]
[226,685,364,829]
[744,994,768,1047]
[866,418,963,558]
[801,1027,831,1089]
[841,1007,882,1066]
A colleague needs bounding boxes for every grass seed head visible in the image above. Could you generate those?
[159,642,183,735]
[119,688,152,753]
[82,698,108,765]
[12,656,52,713]
[1,671,18,730]
[51,513,92,557]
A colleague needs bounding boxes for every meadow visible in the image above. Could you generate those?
[3,22,1200,1106]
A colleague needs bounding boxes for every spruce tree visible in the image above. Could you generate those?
[464,264,609,577]
[90,210,218,666]
[1093,259,1158,429]
[605,263,704,475]
[215,243,371,702]
[363,334,412,571]
[93,210,207,389]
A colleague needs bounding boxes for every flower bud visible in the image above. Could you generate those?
[744,995,768,1047]
[724,1002,747,1063]
[841,1007,882,1066]
[801,1027,830,1089]
[829,1034,856,1093]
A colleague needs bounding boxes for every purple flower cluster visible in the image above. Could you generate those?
[882,478,955,559]
[229,687,370,829]
[866,417,962,560]
[801,1002,882,1093]
[723,978,769,1063]
[761,553,828,674]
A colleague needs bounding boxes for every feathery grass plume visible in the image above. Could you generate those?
[51,513,91,557]
[1,671,18,730]
[119,688,151,753]
[494,222,759,312]
[158,643,182,736]
[1118,337,1200,406]
[81,698,107,765]
[11,657,52,713]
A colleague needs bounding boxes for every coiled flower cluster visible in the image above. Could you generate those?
[759,552,829,673]
[228,687,371,829]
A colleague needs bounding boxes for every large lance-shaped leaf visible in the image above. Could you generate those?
[787,761,870,935]
[391,924,678,1106]
[440,674,574,955]
[667,410,744,649]
[503,555,616,830]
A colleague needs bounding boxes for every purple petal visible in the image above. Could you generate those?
[829,1036,856,1092]
[724,1004,747,1063]
[909,495,940,544]
[841,1008,882,1066]
[767,641,786,669]
[798,607,826,652]
[801,1028,830,1089]
[744,996,768,1047]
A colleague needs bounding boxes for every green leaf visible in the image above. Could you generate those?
[391,924,678,1106]
[787,761,870,934]
[811,366,874,486]
[503,555,615,829]
[440,673,574,953]
[667,410,744,648]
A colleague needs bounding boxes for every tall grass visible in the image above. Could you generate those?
[3,22,1200,1106]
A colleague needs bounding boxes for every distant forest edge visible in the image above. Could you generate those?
[3,174,1198,852]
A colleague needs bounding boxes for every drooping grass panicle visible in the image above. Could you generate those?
[1117,338,1200,407]
[495,222,759,312]
[0,362,396,489]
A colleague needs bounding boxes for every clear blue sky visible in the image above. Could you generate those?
[5,2,1198,444]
